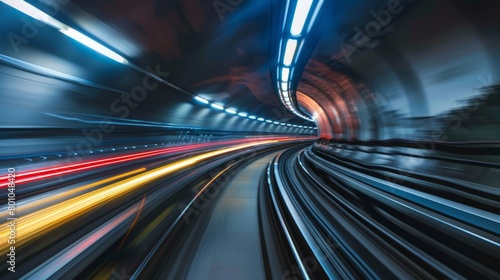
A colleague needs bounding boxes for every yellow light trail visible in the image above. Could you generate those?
[0,168,146,220]
[0,140,279,254]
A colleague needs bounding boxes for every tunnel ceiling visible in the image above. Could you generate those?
[4,0,499,137]
[57,0,296,122]
[18,0,414,130]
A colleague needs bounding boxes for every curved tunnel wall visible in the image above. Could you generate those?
[299,0,500,142]
[0,3,314,137]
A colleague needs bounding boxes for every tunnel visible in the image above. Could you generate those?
[0,0,499,279]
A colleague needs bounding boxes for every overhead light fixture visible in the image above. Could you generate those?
[249,115,257,120]
[281,67,290,82]
[225,108,237,114]
[194,96,209,104]
[59,28,127,64]
[2,0,63,29]
[281,82,288,91]
[265,120,272,123]
[238,112,248,117]
[272,0,324,126]
[257,117,265,122]
[290,0,313,36]
[2,0,127,64]
[283,39,297,66]
[211,103,224,110]
[273,121,280,125]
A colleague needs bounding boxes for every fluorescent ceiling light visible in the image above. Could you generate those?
[292,125,298,127]
[211,103,224,110]
[238,112,248,117]
[273,121,280,125]
[266,120,272,123]
[225,108,237,114]
[194,96,209,104]
[59,28,127,64]
[249,115,257,119]
[283,39,297,66]
[1,0,64,29]
[281,67,290,82]
[257,117,265,121]
[2,0,127,64]
[290,0,313,36]
[281,82,288,91]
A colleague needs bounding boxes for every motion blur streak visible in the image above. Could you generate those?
[131,158,242,278]
[0,138,282,188]
[1,0,500,278]
[0,168,146,220]
[0,140,279,254]
[21,205,139,280]
[118,194,147,250]
[130,204,176,247]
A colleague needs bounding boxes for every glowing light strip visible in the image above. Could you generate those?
[225,108,237,114]
[211,103,224,110]
[1,0,64,29]
[60,27,127,63]
[283,39,298,66]
[274,0,322,124]
[1,0,127,64]
[282,67,290,82]
[194,96,209,104]
[290,0,314,36]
